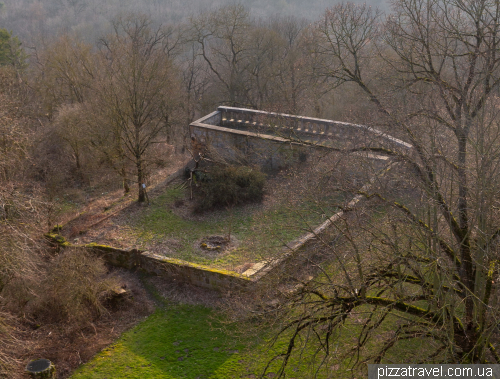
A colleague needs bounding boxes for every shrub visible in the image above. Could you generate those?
[195,165,266,212]
[31,248,120,327]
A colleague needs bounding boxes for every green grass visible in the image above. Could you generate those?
[70,277,352,379]
[71,305,251,379]
[72,195,434,379]
[70,254,432,379]
[125,186,342,268]
[71,298,430,379]
[70,301,362,379]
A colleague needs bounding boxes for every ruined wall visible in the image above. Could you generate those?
[216,106,412,153]
[42,109,408,294]
[139,252,251,291]
[45,235,252,292]
[43,166,389,294]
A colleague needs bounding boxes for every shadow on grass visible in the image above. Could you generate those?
[70,274,371,379]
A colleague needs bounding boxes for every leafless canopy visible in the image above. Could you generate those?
[244,0,500,374]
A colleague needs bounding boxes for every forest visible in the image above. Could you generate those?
[0,0,389,45]
[2,0,500,377]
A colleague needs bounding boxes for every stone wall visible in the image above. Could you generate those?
[246,163,397,282]
[139,252,251,291]
[43,108,409,294]
[216,106,412,152]
[44,161,396,293]
[45,235,252,292]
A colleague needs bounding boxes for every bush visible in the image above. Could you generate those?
[195,165,266,212]
[31,248,120,327]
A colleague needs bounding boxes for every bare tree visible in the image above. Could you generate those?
[85,99,132,194]
[0,63,47,378]
[188,8,324,114]
[32,35,95,117]
[189,5,254,107]
[95,15,182,202]
[179,39,211,123]
[244,0,500,373]
[268,16,319,114]
[53,103,90,182]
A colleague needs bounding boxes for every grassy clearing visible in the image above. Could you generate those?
[70,292,361,379]
[71,188,436,378]
[70,295,429,379]
[71,305,251,379]
[122,186,342,269]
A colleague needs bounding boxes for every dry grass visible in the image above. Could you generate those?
[10,269,155,379]
[58,154,190,238]
[29,248,121,327]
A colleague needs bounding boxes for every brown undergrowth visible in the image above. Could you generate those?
[3,152,360,378]
[10,269,155,379]
[13,271,227,379]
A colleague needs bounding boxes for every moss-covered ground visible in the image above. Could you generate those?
[70,284,351,379]
[71,294,426,379]
[71,274,332,379]
[71,305,252,379]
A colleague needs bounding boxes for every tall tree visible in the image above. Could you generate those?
[95,15,182,202]
[188,8,323,113]
[247,0,500,373]
[189,5,253,107]
[53,103,89,182]
[268,16,317,114]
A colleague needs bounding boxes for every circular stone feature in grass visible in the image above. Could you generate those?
[200,235,228,251]
[199,235,237,256]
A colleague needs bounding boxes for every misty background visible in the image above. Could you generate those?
[0,0,388,45]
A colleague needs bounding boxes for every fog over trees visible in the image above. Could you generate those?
[0,0,388,45]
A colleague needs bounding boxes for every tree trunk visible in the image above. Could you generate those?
[455,125,477,361]
[137,158,145,203]
[121,163,130,194]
